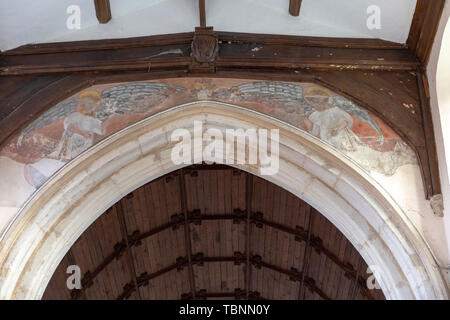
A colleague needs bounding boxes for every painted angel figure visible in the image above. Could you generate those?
[24,90,104,187]
[302,86,384,152]
[18,83,185,188]
[50,90,104,161]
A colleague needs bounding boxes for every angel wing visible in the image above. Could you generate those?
[18,98,78,146]
[95,82,185,120]
[330,95,384,144]
[213,81,308,114]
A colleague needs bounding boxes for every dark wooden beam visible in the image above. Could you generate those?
[94,0,112,24]
[407,0,445,64]
[0,33,419,75]
[116,201,142,299]
[181,289,266,300]
[298,204,312,300]
[417,69,441,197]
[245,173,253,299]
[117,262,180,300]
[289,0,302,17]
[249,255,333,300]
[179,169,197,299]
[199,0,206,27]
[350,259,363,299]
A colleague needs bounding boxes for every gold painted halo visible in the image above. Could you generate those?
[79,90,102,106]
[304,86,333,98]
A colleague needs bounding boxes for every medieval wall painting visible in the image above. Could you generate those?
[0,78,417,210]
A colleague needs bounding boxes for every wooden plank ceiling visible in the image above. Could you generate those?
[43,165,385,300]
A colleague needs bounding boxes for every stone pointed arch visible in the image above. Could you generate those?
[0,102,447,299]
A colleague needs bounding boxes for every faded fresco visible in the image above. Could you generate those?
[0,78,416,191]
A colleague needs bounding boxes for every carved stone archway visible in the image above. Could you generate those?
[0,102,447,299]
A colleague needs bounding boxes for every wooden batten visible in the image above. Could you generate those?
[94,0,112,24]
[407,0,445,64]
[289,0,302,17]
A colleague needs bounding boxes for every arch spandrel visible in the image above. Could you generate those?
[0,81,447,299]
[0,78,416,202]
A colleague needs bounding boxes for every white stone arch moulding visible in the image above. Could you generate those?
[0,101,447,300]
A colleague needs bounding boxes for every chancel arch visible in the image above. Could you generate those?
[0,101,447,299]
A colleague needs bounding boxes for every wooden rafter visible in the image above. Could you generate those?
[298,204,312,300]
[408,0,445,64]
[249,255,332,300]
[289,0,302,17]
[116,201,142,299]
[94,0,112,24]
[179,169,197,299]
[417,69,441,196]
[245,173,253,299]
[350,259,363,299]
[181,289,266,300]
[0,35,418,76]
[199,0,207,27]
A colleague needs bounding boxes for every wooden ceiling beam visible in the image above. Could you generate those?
[117,263,179,300]
[179,169,198,299]
[0,32,419,76]
[181,289,266,300]
[199,0,206,27]
[250,255,332,300]
[116,201,142,299]
[0,45,418,76]
[350,259,363,299]
[407,0,445,64]
[94,0,112,24]
[298,204,313,300]
[245,173,253,299]
[289,0,302,17]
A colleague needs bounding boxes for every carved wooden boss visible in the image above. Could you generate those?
[191,27,219,72]
[0,1,445,203]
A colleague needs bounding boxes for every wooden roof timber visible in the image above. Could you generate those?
[289,0,303,17]
[408,0,446,64]
[179,168,198,299]
[245,173,253,299]
[298,204,312,300]
[199,0,207,28]
[94,0,111,24]
[116,201,142,299]
[0,34,418,75]
[181,289,266,300]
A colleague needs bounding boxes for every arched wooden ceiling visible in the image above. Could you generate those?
[43,164,385,300]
